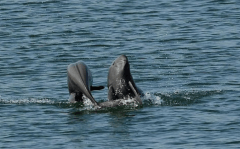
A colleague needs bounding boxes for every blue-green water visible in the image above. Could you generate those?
[1,0,240,148]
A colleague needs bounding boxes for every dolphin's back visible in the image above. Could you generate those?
[67,61,92,93]
[67,61,98,105]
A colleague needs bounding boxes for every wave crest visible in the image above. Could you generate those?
[143,90,223,106]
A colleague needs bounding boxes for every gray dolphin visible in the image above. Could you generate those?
[105,55,143,106]
[67,61,104,105]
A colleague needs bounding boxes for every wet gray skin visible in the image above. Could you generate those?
[107,55,143,105]
[67,61,104,105]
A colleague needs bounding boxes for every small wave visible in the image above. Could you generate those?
[142,90,223,106]
[0,98,61,104]
[0,90,223,112]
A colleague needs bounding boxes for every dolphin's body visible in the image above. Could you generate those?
[106,55,143,105]
[67,61,103,105]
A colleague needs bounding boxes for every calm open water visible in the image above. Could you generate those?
[1,0,240,148]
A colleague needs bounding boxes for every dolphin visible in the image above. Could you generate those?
[105,55,143,106]
[67,61,104,105]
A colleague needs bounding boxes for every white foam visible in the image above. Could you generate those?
[119,97,141,107]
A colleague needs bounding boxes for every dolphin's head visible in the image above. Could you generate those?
[111,55,130,76]
[108,55,132,88]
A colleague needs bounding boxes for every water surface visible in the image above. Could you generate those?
[1,0,240,148]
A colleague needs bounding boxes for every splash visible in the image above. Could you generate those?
[83,96,142,110]
[143,92,163,105]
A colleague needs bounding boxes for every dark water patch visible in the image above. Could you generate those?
[70,106,139,116]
